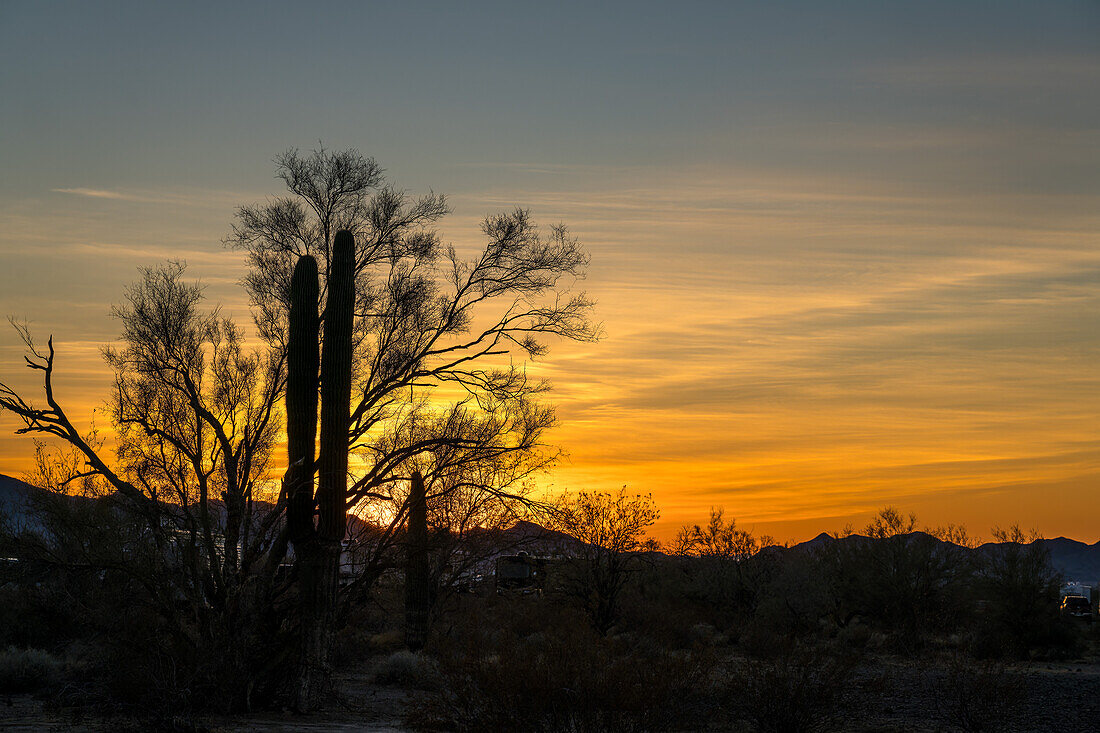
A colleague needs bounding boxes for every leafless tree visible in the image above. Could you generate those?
[675,507,774,560]
[975,524,1062,657]
[0,265,289,709]
[227,146,599,602]
[550,488,659,634]
[0,145,598,710]
[103,264,286,592]
[812,507,974,640]
[675,508,775,619]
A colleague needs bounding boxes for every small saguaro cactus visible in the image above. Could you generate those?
[405,470,430,651]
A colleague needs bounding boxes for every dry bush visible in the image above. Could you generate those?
[0,646,64,693]
[927,653,1027,732]
[413,621,712,732]
[613,558,730,650]
[372,650,440,690]
[833,622,872,650]
[970,525,1071,660]
[3,486,296,718]
[721,641,857,733]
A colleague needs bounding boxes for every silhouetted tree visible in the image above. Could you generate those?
[675,507,775,621]
[551,488,659,634]
[0,146,598,711]
[814,507,972,640]
[0,265,287,710]
[228,146,598,632]
[973,524,1064,658]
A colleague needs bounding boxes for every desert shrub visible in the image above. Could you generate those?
[811,509,974,641]
[731,551,834,658]
[368,629,407,654]
[0,646,65,693]
[612,558,724,649]
[927,653,1027,732]
[738,615,793,659]
[416,621,713,732]
[834,622,872,650]
[737,559,841,657]
[373,650,440,690]
[971,526,1075,659]
[72,604,286,720]
[688,622,727,647]
[720,641,857,733]
[548,489,660,635]
[967,615,1081,662]
[331,624,411,667]
[739,590,820,656]
[2,487,297,720]
[0,584,79,650]
[672,509,778,629]
[330,627,376,667]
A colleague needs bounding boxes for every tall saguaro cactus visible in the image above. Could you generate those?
[405,470,430,651]
[286,255,319,545]
[287,230,355,710]
[317,229,355,543]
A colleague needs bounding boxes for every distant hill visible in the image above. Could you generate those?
[0,473,48,533]
[6,472,1100,582]
[0,473,34,506]
[492,519,586,555]
[1022,536,1100,583]
[789,530,1100,584]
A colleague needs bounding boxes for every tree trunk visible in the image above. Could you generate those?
[294,539,340,709]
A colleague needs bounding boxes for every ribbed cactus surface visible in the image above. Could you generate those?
[287,254,319,543]
[405,470,430,651]
[317,229,355,542]
[288,230,356,710]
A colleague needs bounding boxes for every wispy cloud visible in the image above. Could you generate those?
[50,186,136,200]
[461,156,1100,540]
[49,186,258,207]
[52,187,162,202]
[862,54,1100,90]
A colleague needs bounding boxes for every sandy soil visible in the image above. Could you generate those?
[837,658,1100,732]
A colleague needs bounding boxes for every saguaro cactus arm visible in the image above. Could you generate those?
[317,229,355,542]
[286,254,319,543]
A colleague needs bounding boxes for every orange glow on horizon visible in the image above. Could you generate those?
[3,168,1100,547]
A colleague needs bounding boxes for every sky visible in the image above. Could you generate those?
[1,1,1099,543]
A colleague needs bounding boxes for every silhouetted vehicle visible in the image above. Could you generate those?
[1060,594,1093,621]
[451,571,486,594]
[495,552,549,594]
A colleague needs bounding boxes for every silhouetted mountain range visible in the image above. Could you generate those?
[4,473,1100,581]
[482,519,584,554]
[0,472,33,508]
[791,530,1100,584]
[0,473,61,535]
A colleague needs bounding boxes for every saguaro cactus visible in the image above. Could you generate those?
[405,470,430,651]
[317,229,355,543]
[286,255,319,544]
[289,230,355,709]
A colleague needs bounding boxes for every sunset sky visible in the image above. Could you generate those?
[2,2,1099,543]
